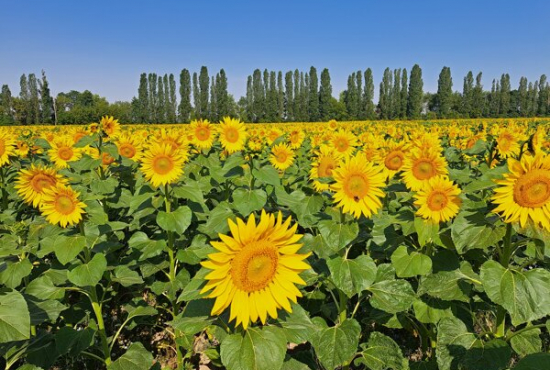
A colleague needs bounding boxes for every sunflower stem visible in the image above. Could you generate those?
[0,167,8,210]
[338,290,348,323]
[89,287,111,365]
[499,223,513,267]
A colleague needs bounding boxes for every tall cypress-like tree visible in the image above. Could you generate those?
[277,71,284,121]
[489,79,500,116]
[168,74,177,123]
[178,69,191,123]
[162,74,170,122]
[148,73,158,123]
[192,72,200,119]
[266,71,278,122]
[462,71,474,117]
[199,66,209,119]
[531,81,539,116]
[391,69,401,119]
[499,73,511,116]
[308,67,320,122]
[1,85,14,123]
[538,74,548,116]
[28,73,40,124]
[471,72,484,118]
[210,75,218,122]
[518,77,528,116]
[345,73,358,119]
[157,76,165,123]
[293,70,300,121]
[252,69,264,122]
[284,71,294,121]
[217,69,229,119]
[400,69,408,119]
[245,75,253,121]
[19,74,29,124]
[436,67,452,118]
[356,70,364,119]
[39,70,53,124]
[364,68,375,119]
[319,68,332,121]
[407,64,424,119]
[137,73,149,122]
[379,68,392,119]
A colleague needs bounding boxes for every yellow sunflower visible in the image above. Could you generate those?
[288,129,305,150]
[492,152,550,231]
[116,133,143,162]
[310,145,341,192]
[402,148,448,191]
[0,130,16,167]
[269,143,295,171]
[15,165,67,208]
[414,176,461,223]
[140,143,187,187]
[330,129,357,157]
[378,141,408,180]
[332,153,386,219]
[218,117,247,154]
[200,210,311,330]
[100,115,121,138]
[40,184,87,228]
[190,119,215,150]
[48,137,82,169]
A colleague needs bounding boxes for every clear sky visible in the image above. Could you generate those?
[1,0,548,103]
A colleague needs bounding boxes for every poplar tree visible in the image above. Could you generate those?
[471,72,484,118]
[531,81,539,116]
[192,72,200,119]
[293,70,300,121]
[303,72,310,121]
[538,74,548,116]
[137,73,149,122]
[199,66,209,119]
[168,74,177,123]
[462,71,474,117]
[157,76,165,123]
[245,75,253,121]
[217,69,229,118]
[392,69,401,119]
[356,70,364,119]
[178,69,191,122]
[499,73,511,116]
[345,73,358,119]
[379,68,393,119]
[148,73,158,122]
[436,66,452,118]
[319,68,332,121]
[364,68,375,119]
[308,67,320,121]
[210,76,218,122]
[284,71,294,121]
[1,85,14,123]
[407,64,424,119]
[28,73,40,124]
[518,77,528,116]
[267,71,278,122]
[39,70,53,124]
[277,71,284,121]
[252,69,264,122]
[400,69,408,118]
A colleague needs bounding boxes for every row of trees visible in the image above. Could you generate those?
[1,66,549,125]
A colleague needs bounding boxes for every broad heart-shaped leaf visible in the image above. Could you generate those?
[52,235,87,265]
[0,290,30,343]
[169,300,214,336]
[128,231,167,261]
[368,279,415,314]
[198,201,234,238]
[418,263,479,302]
[510,327,542,358]
[414,217,441,247]
[311,319,361,370]
[252,165,280,186]
[220,326,287,370]
[463,339,511,370]
[451,210,506,254]
[0,258,33,288]
[26,296,67,325]
[156,206,192,234]
[318,220,359,254]
[327,255,377,298]
[513,353,550,370]
[278,304,317,344]
[67,253,107,287]
[391,246,432,278]
[55,326,95,357]
[413,296,454,324]
[232,188,268,216]
[437,317,479,370]
[480,261,550,325]
[112,266,144,287]
[108,342,154,370]
[354,332,408,370]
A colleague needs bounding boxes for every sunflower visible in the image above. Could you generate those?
[116,133,143,162]
[332,153,386,219]
[330,129,357,157]
[48,137,82,169]
[266,128,283,145]
[288,129,305,150]
[200,210,311,329]
[414,176,461,223]
[310,145,341,192]
[402,148,448,191]
[0,130,16,167]
[269,143,295,171]
[40,184,87,228]
[378,141,408,180]
[15,165,67,208]
[190,119,215,150]
[218,117,247,154]
[140,143,187,187]
[100,115,120,138]
[492,152,550,231]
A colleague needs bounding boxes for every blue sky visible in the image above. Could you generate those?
[1,0,548,102]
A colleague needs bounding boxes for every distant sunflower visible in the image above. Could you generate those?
[140,143,187,187]
[15,165,67,208]
[288,129,305,150]
[201,210,311,329]
[218,117,247,154]
[379,141,407,180]
[190,119,215,150]
[48,137,82,169]
[269,143,295,171]
[310,145,341,192]
[492,153,550,231]
[332,153,386,219]
[496,130,520,159]
[414,176,461,223]
[40,184,87,228]
[116,133,143,161]
[330,130,357,157]
[0,130,16,167]
[402,148,448,191]
[100,115,120,138]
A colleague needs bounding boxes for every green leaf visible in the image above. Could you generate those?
[55,326,95,357]
[176,235,216,265]
[90,177,118,195]
[436,317,479,370]
[198,202,234,238]
[220,326,287,370]
[418,267,475,302]
[0,258,33,289]
[414,218,441,247]
[169,300,214,336]
[510,328,542,358]
[278,304,317,343]
[311,319,361,370]
[108,342,153,370]
[156,206,192,234]
[112,266,144,287]
[177,268,208,302]
[413,296,454,324]
[513,353,550,370]
[451,211,506,254]
[27,296,67,325]
[233,188,268,216]
[391,246,432,278]
[252,166,280,186]
[318,220,359,254]
[463,339,511,370]
[172,181,205,204]
[368,280,415,314]
[480,261,550,325]
[128,232,167,261]
[123,304,158,322]
[25,275,65,300]
[355,331,408,370]
[327,255,377,297]
[67,253,107,287]
[0,290,30,343]
[52,235,87,265]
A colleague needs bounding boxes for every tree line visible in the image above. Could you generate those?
[1,65,549,125]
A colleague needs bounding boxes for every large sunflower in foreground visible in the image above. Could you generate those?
[492,153,550,231]
[218,117,247,154]
[15,165,67,208]
[201,210,311,330]
[332,153,386,219]
[140,143,187,188]
[269,143,295,171]
[40,183,87,228]
[414,176,461,223]
[0,130,16,167]
[402,148,448,191]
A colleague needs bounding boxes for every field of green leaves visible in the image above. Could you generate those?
[0,117,549,370]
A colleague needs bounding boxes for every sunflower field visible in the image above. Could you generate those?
[0,117,550,370]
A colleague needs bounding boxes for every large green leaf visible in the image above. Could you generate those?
[451,211,506,254]
[0,258,33,288]
[311,319,361,370]
[55,326,95,357]
[169,300,214,336]
[355,332,408,370]
[233,188,268,216]
[510,328,542,358]
[156,206,192,234]
[108,342,153,370]
[412,296,454,324]
[513,353,550,370]
[0,290,30,343]
[220,326,287,370]
[480,261,550,325]
[52,235,87,265]
[278,304,317,344]
[128,231,167,261]
[368,279,415,314]
[418,263,479,302]
[318,220,359,254]
[463,339,511,370]
[67,253,107,287]
[391,246,432,278]
[436,317,479,370]
[327,255,377,297]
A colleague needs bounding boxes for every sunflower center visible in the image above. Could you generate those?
[514,169,550,208]
[231,241,278,292]
[0,140,5,156]
[499,137,512,152]
[344,174,369,201]
[54,194,76,215]
[385,151,404,171]
[196,127,210,141]
[275,151,288,163]
[119,143,136,158]
[412,159,436,180]
[225,128,239,143]
[334,138,349,152]
[58,147,74,161]
[427,191,449,211]
[318,158,336,177]
[152,155,175,175]
[31,174,57,193]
